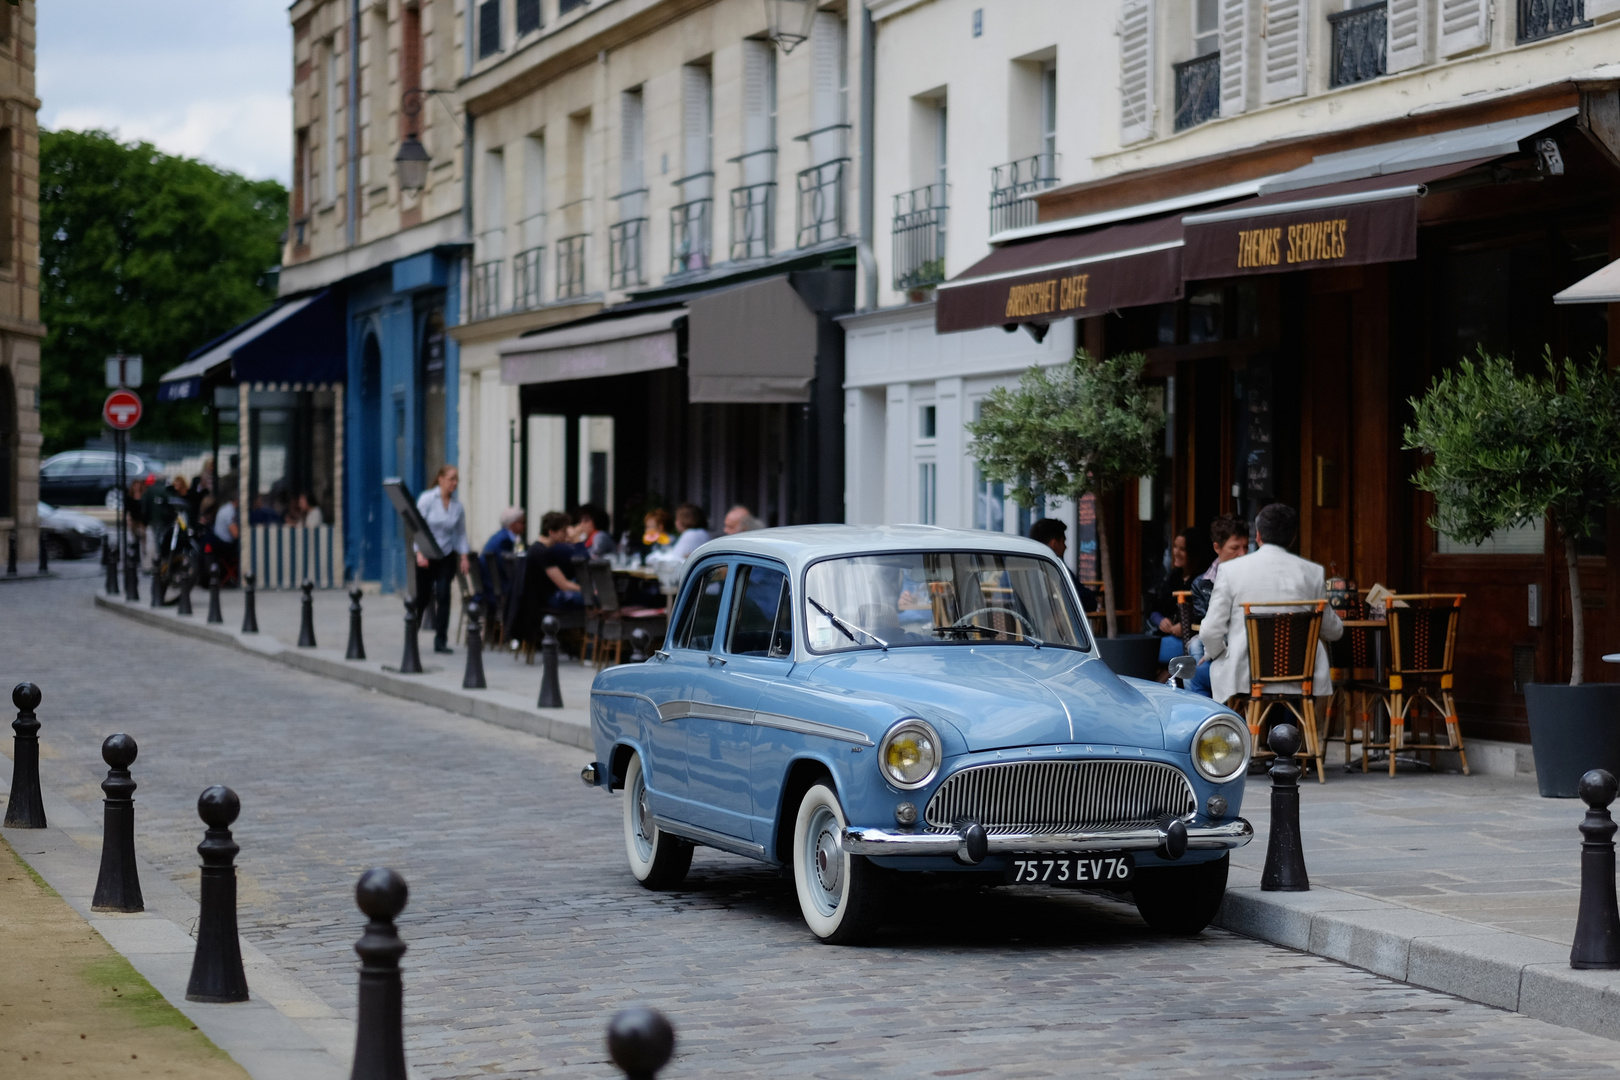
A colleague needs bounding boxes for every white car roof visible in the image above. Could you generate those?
[684,524,1062,577]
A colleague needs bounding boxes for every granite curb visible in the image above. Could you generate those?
[1216,864,1620,1040]
[92,593,594,751]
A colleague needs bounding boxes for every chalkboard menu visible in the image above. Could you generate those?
[1243,365,1274,502]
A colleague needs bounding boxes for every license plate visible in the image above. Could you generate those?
[1004,853,1135,886]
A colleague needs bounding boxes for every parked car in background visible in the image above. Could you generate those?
[39,450,153,507]
[583,525,1254,945]
[38,501,106,558]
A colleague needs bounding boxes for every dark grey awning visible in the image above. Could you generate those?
[498,308,685,386]
[686,275,819,403]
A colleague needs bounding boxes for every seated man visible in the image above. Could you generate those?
[1197,503,1342,705]
[525,510,584,609]
[480,506,525,609]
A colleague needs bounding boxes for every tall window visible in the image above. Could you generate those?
[808,13,845,166]
[324,37,341,204]
[918,463,937,525]
[516,0,542,36]
[1193,0,1219,55]
[478,0,501,58]
[294,129,310,224]
[522,134,547,241]
[401,4,422,140]
[620,88,645,207]
[1041,63,1057,162]
[935,103,948,193]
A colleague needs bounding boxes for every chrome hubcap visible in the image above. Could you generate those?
[805,803,844,915]
[636,783,655,844]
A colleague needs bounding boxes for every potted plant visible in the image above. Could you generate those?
[967,348,1161,675]
[1405,351,1620,796]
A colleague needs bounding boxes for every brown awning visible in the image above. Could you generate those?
[1180,161,1491,281]
[934,215,1185,334]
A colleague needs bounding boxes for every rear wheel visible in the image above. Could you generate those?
[1131,853,1229,935]
[792,782,885,945]
[621,752,692,889]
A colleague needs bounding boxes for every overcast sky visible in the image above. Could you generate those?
[39,1,292,184]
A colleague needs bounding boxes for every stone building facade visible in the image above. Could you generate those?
[0,1,41,565]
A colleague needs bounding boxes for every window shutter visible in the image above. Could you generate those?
[1439,0,1491,57]
[681,64,712,186]
[809,13,844,165]
[1386,0,1430,72]
[1260,0,1306,104]
[741,40,775,185]
[1588,0,1620,19]
[619,92,643,196]
[1119,0,1154,145]
[1219,0,1252,117]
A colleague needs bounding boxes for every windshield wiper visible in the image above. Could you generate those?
[806,596,888,650]
[932,624,1045,649]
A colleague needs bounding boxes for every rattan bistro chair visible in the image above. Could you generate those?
[1324,591,1380,771]
[1173,589,1195,651]
[1241,600,1330,783]
[1364,594,1469,777]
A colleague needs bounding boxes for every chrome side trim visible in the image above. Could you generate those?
[841,818,1253,857]
[752,710,874,746]
[655,700,756,724]
[591,689,659,707]
[654,816,770,861]
[640,698,874,745]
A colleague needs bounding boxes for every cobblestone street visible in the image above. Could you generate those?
[6,570,1620,1078]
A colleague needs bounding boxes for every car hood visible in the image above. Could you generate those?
[802,647,1163,752]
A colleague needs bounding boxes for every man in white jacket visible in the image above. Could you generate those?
[1198,503,1342,706]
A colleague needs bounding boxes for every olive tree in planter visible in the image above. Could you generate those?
[1405,351,1620,796]
[967,348,1161,652]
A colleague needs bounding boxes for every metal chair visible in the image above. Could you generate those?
[1324,591,1380,771]
[1241,600,1330,783]
[1172,589,1194,652]
[1364,594,1469,777]
[586,561,665,667]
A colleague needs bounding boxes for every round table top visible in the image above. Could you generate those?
[1341,619,1388,628]
[1605,653,1620,664]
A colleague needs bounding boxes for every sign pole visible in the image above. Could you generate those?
[116,426,125,583]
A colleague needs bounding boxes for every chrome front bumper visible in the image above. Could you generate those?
[841,817,1253,860]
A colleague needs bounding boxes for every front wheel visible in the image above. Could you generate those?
[792,782,885,945]
[621,752,692,890]
[1131,853,1229,935]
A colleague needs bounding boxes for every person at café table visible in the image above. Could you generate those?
[668,503,713,560]
[415,464,472,655]
[642,508,674,554]
[479,507,526,609]
[525,510,585,608]
[570,503,616,559]
[1195,503,1341,703]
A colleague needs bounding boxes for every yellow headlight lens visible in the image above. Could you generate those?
[879,722,940,787]
[1195,723,1245,780]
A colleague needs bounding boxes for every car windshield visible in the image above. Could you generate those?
[803,551,1091,653]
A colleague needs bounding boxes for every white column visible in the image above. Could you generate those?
[934,377,963,529]
[884,383,910,525]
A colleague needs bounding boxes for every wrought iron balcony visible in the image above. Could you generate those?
[1173,51,1220,132]
[512,246,544,311]
[555,235,587,300]
[729,182,775,261]
[609,218,645,290]
[1518,0,1588,42]
[669,198,713,276]
[1330,2,1388,88]
[796,159,847,248]
[892,184,947,291]
[989,153,1060,235]
[471,260,501,320]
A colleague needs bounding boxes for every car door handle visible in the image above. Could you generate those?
[707,655,727,667]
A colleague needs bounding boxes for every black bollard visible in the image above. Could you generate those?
[38,527,48,574]
[1572,769,1620,969]
[630,628,651,663]
[176,570,194,616]
[351,867,409,1080]
[1261,723,1309,892]
[398,597,424,674]
[241,572,259,633]
[185,786,249,1003]
[206,562,224,624]
[5,683,45,829]
[124,544,140,603]
[462,599,487,689]
[537,614,563,708]
[346,587,367,660]
[7,529,16,575]
[607,1007,675,1080]
[104,540,120,595]
[297,579,317,647]
[91,734,143,913]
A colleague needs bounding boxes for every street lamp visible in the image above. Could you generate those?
[764,0,817,52]
[394,134,431,196]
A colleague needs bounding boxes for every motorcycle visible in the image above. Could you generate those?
[152,497,204,604]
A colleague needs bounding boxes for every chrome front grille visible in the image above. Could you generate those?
[924,761,1197,833]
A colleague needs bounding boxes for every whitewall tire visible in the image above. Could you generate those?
[622,752,692,890]
[791,782,884,945]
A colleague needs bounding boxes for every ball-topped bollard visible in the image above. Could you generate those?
[104,538,119,595]
[91,734,144,912]
[1572,769,1620,969]
[124,541,140,603]
[206,562,224,624]
[398,596,424,674]
[5,682,46,828]
[175,568,195,616]
[346,587,367,660]
[1261,723,1309,892]
[537,614,563,708]
[351,868,409,1080]
[185,785,249,1003]
[297,579,317,648]
[607,1007,676,1080]
[241,572,259,633]
[462,599,487,690]
[630,628,651,663]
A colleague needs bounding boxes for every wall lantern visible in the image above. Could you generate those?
[394,134,431,195]
[764,0,817,52]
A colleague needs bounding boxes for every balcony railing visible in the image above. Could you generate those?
[892,184,947,291]
[1330,2,1388,88]
[989,153,1061,235]
[1518,0,1587,42]
[1173,51,1220,132]
[472,260,501,320]
[670,198,713,275]
[609,218,646,289]
[555,235,587,299]
[729,182,775,261]
[796,159,846,248]
[512,246,545,310]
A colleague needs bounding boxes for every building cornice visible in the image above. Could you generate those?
[836,299,933,330]
[279,212,469,296]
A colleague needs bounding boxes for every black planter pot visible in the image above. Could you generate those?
[1525,683,1620,798]
[1095,633,1161,681]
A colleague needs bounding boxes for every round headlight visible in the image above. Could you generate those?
[879,719,941,790]
[1192,715,1250,783]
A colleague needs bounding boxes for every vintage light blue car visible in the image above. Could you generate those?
[583,525,1253,944]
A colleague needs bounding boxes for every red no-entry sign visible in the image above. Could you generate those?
[103,389,142,430]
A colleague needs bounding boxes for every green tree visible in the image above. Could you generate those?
[1404,351,1620,684]
[40,129,287,454]
[967,349,1162,638]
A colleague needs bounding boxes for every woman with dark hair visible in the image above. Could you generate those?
[1148,526,1212,663]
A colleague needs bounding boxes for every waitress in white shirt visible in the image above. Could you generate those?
[415,465,471,654]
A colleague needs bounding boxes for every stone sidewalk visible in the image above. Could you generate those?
[96,583,1620,1043]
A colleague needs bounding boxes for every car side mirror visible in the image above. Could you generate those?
[1168,655,1197,689]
